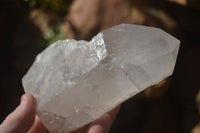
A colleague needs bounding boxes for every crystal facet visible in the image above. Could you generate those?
[22,24,180,133]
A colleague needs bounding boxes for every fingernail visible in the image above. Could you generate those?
[20,94,26,105]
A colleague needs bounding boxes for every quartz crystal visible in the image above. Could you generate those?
[22,24,180,133]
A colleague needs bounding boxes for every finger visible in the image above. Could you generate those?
[88,105,121,133]
[0,94,36,133]
[108,105,121,122]
[88,113,112,133]
[70,123,90,133]
[28,116,47,133]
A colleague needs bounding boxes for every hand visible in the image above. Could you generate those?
[0,94,120,133]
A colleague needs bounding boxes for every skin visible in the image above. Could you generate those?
[0,94,120,133]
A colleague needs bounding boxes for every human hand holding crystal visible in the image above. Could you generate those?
[0,94,120,133]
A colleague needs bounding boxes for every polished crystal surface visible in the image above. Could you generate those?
[22,24,180,133]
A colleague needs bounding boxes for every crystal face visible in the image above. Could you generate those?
[22,24,180,133]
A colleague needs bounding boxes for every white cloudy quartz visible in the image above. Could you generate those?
[22,24,180,133]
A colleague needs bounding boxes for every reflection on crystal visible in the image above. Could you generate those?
[22,24,180,133]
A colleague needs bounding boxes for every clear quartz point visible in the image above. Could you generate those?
[22,24,180,133]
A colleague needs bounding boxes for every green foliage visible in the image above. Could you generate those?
[24,0,73,14]
[44,23,67,46]
[23,0,70,46]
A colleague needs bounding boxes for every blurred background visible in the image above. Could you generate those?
[0,0,200,132]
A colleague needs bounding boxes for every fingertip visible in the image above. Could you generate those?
[21,94,36,110]
[88,105,121,133]
[108,105,121,122]
[88,114,112,133]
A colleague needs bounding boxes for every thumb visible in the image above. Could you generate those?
[0,94,36,133]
